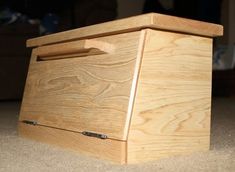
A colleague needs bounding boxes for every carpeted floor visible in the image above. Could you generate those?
[0,98,234,172]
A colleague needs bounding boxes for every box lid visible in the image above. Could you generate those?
[27,13,223,47]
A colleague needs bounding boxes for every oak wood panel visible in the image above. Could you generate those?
[127,29,213,163]
[128,134,209,163]
[20,31,141,141]
[18,122,126,164]
[27,13,223,47]
[35,39,114,60]
[123,30,147,138]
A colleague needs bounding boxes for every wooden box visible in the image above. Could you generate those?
[19,13,223,164]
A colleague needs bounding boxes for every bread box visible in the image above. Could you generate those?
[19,13,223,164]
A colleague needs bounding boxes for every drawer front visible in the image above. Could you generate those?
[20,31,142,140]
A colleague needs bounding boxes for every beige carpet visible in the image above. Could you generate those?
[0,98,234,172]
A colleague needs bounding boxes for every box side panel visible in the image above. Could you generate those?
[127,29,212,163]
[19,122,127,164]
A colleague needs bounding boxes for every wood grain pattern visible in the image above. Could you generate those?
[27,13,223,47]
[20,31,141,141]
[124,30,147,138]
[127,29,213,163]
[18,122,126,164]
[19,13,222,163]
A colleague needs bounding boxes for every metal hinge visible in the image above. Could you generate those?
[21,121,108,139]
[22,120,37,126]
[82,131,108,139]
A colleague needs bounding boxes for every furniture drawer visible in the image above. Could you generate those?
[19,31,142,141]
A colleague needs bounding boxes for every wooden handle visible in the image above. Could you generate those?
[35,39,114,61]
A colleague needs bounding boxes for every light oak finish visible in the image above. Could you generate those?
[36,39,114,61]
[19,13,223,164]
[20,31,141,140]
[18,122,127,164]
[124,30,147,138]
[127,29,212,163]
[27,13,223,47]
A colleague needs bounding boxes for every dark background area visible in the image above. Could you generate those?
[0,0,234,100]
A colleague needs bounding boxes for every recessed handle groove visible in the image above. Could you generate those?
[35,39,114,61]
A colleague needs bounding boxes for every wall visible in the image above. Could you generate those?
[117,0,145,19]
[218,0,235,45]
[228,0,235,44]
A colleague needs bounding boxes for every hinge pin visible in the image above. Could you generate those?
[22,120,37,125]
[82,131,108,139]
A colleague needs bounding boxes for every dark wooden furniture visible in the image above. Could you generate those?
[0,24,38,100]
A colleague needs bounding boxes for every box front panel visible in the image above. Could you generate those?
[19,31,141,140]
